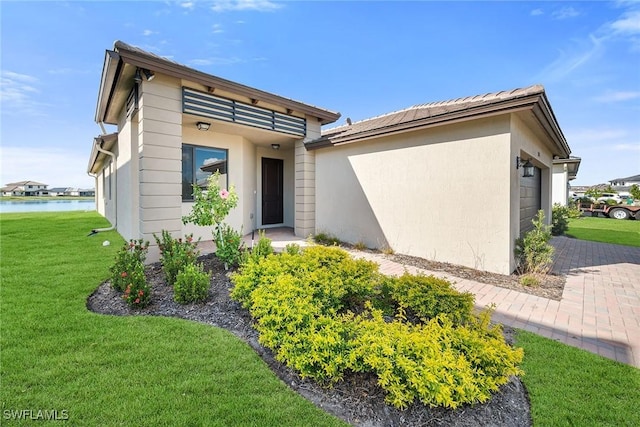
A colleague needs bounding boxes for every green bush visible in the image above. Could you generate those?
[349,307,523,409]
[552,203,581,235]
[230,245,524,409]
[515,210,554,274]
[519,274,540,287]
[174,263,211,304]
[249,230,274,262]
[154,230,200,286]
[390,273,474,324]
[313,232,341,246]
[215,224,245,268]
[122,260,151,308]
[110,239,149,292]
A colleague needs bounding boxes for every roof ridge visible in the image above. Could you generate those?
[324,85,545,133]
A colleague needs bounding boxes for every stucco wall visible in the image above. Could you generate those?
[316,116,515,274]
[552,163,569,205]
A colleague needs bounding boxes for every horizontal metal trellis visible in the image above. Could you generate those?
[183,87,306,137]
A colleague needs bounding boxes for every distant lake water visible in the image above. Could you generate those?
[0,199,96,213]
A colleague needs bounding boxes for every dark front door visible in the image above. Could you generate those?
[262,157,283,225]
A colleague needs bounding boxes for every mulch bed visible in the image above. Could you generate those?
[87,253,532,427]
[388,253,565,301]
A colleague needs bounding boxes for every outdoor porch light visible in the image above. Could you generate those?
[142,68,155,81]
[134,68,142,84]
[271,144,280,150]
[196,122,211,131]
[516,156,534,178]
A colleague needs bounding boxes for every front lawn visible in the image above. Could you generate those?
[516,330,640,426]
[0,212,344,426]
[2,212,638,426]
[566,216,640,247]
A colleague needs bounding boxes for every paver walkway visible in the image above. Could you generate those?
[352,236,640,368]
[211,229,640,368]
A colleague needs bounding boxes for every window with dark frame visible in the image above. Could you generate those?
[182,144,228,201]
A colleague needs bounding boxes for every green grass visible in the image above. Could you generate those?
[516,330,640,426]
[0,212,345,426]
[3,212,638,426]
[566,216,640,247]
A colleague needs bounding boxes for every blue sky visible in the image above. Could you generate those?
[1,0,638,188]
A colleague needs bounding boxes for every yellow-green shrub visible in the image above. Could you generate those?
[390,273,474,324]
[230,245,524,409]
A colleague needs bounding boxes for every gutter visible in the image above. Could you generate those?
[89,135,117,234]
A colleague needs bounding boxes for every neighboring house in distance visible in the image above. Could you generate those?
[88,41,575,275]
[552,156,581,205]
[49,188,96,197]
[1,181,48,196]
[608,174,640,197]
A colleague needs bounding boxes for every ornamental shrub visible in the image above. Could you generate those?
[515,210,555,275]
[230,245,524,409]
[174,263,211,304]
[122,260,151,308]
[551,203,579,236]
[215,224,245,268]
[110,239,149,292]
[249,230,274,262]
[182,171,239,228]
[390,273,475,324]
[154,230,200,286]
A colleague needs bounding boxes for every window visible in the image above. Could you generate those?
[182,144,228,201]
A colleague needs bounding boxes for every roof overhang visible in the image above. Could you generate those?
[95,41,340,126]
[87,133,118,175]
[308,90,571,159]
[553,156,581,180]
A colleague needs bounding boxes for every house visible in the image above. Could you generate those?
[309,85,573,275]
[88,41,574,275]
[1,181,48,196]
[608,174,640,196]
[552,156,581,205]
[87,41,340,262]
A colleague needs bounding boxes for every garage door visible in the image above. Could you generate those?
[520,167,541,234]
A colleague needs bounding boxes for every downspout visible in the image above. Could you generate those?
[90,135,117,234]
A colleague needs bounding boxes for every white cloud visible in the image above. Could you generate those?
[212,24,224,34]
[530,9,543,17]
[211,0,282,13]
[593,90,640,102]
[537,35,604,82]
[613,143,640,151]
[0,146,95,189]
[189,57,244,66]
[143,29,157,36]
[608,9,640,35]
[0,71,49,116]
[552,6,581,20]
[180,1,195,10]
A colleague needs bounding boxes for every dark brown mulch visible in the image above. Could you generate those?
[389,253,565,301]
[87,253,532,427]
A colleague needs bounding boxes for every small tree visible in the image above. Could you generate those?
[630,184,640,200]
[182,171,241,265]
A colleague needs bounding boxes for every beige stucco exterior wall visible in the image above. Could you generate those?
[316,116,515,274]
[552,163,569,205]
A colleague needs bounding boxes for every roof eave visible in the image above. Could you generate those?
[87,133,118,174]
[103,41,340,126]
[95,50,122,124]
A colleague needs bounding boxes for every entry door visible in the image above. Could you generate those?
[262,157,284,225]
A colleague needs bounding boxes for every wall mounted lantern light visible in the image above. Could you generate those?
[271,144,280,150]
[516,156,534,178]
[134,68,155,84]
[196,122,211,131]
[142,69,155,81]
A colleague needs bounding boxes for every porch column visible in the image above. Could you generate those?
[294,120,320,238]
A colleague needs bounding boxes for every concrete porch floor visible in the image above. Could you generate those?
[199,228,640,368]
